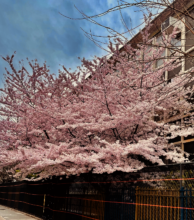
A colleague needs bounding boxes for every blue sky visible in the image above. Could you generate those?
[0,0,142,88]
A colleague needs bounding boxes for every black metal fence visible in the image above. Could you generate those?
[0,162,194,219]
[180,187,194,220]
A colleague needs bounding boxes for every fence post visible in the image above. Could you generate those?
[180,164,183,188]
[43,194,46,214]
[180,187,184,220]
[135,187,139,220]
[190,188,192,220]
[183,188,188,220]
[121,188,124,220]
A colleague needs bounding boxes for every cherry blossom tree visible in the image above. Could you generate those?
[0,25,194,181]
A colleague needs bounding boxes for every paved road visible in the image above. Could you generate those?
[0,205,40,220]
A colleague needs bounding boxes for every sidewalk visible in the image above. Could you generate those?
[0,205,42,220]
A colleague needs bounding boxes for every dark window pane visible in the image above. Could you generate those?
[168,136,181,143]
[167,65,181,83]
[184,135,194,140]
[184,142,194,161]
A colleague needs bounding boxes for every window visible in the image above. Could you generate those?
[167,116,194,163]
[154,31,183,82]
[155,35,167,68]
[169,33,181,56]
[156,50,166,68]
[184,142,194,161]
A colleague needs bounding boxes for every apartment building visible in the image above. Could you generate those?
[116,0,194,161]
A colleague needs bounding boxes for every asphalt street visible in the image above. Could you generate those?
[0,205,39,220]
